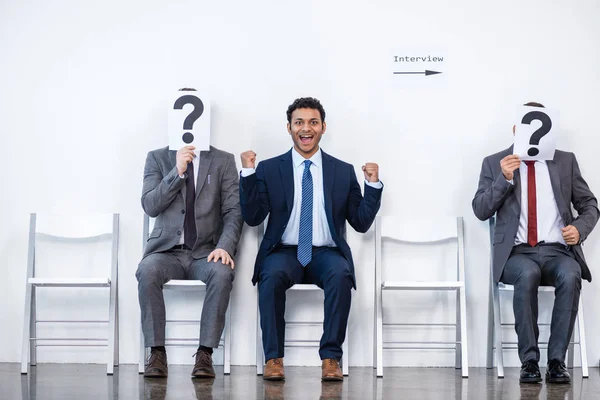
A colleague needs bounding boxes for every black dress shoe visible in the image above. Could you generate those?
[546,360,571,384]
[519,360,542,383]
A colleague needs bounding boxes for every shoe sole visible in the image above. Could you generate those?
[546,377,571,384]
[322,376,343,382]
[519,377,542,383]
[263,375,285,381]
[144,373,168,378]
[191,373,216,379]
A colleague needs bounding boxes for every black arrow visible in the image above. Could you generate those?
[393,70,442,76]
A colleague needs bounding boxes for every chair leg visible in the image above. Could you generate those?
[107,283,117,375]
[114,289,119,366]
[577,296,588,378]
[224,302,231,375]
[30,287,37,367]
[492,284,504,378]
[139,322,146,374]
[21,283,33,374]
[459,287,469,378]
[455,291,461,370]
[567,329,575,370]
[486,280,494,369]
[256,291,263,376]
[342,325,349,376]
[376,287,383,378]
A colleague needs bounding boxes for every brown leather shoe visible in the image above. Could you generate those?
[144,349,168,378]
[264,358,285,381]
[192,349,216,378]
[321,359,343,381]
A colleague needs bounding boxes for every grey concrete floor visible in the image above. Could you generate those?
[1,363,599,399]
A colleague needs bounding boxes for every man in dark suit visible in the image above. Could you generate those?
[239,97,383,381]
[137,90,243,378]
[473,102,599,384]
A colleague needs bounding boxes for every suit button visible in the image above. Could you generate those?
[177,231,181,235]
[181,210,185,214]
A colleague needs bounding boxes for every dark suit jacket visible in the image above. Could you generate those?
[239,149,383,288]
[472,146,599,282]
[141,146,243,260]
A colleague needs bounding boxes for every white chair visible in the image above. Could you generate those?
[138,214,231,374]
[255,223,349,376]
[21,213,119,375]
[374,216,468,378]
[486,216,588,378]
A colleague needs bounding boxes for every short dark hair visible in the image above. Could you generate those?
[179,88,197,91]
[286,97,326,123]
[524,101,544,108]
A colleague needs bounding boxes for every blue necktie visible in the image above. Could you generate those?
[297,160,313,266]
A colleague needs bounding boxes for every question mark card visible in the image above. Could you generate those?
[168,92,210,152]
[513,106,558,161]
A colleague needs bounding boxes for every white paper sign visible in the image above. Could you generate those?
[513,106,558,161]
[168,92,210,152]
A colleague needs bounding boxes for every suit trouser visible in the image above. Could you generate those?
[258,245,353,362]
[500,243,581,363]
[136,248,234,348]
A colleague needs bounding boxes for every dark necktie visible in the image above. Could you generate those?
[184,161,197,249]
[297,160,313,266]
[525,161,537,247]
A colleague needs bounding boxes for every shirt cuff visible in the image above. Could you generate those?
[240,168,256,177]
[506,179,514,185]
[365,180,383,189]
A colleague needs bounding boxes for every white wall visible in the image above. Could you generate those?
[1,0,599,368]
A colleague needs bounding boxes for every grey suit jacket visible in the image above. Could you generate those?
[472,146,599,283]
[141,145,243,260]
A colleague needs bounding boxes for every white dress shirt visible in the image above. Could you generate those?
[241,147,383,247]
[178,153,200,245]
[513,160,566,246]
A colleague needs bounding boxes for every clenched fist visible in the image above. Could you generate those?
[362,163,379,183]
[562,225,580,246]
[500,155,521,181]
[176,145,196,176]
[241,150,257,169]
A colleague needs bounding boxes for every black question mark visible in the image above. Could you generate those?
[521,111,552,157]
[173,95,204,144]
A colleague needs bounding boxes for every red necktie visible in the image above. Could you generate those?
[525,161,537,247]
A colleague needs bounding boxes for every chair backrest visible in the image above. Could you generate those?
[27,213,119,279]
[375,216,465,283]
[142,214,155,250]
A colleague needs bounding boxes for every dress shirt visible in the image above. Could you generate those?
[241,148,383,246]
[511,160,566,246]
[178,152,200,245]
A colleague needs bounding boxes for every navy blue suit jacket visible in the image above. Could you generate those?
[239,149,383,288]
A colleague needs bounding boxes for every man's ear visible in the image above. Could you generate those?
[287,122,292,135]
[322,121,327,134]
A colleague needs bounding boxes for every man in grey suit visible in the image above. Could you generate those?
[137,104,243,378]
[473,102,599,384]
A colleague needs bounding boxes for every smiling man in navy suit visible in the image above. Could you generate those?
[239,97,383,381]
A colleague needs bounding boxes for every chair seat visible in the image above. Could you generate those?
[382,281,464,290]
[28,277,111,287]
[498,283,554,292]
[163,279,206,290]
[289,284,320,291]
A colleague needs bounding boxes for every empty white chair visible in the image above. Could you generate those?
[374,216,468,378]
[21,213,119,375]
[138,214,231,374]
[255,222,349,376]
[486,216,588,378]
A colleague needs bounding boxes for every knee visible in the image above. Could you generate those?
[515,267,541,291]
[259,268,289,289]
[136,259,162,286]
[323,266,353,289]
[208,265,235,289]
[556,265,582,291]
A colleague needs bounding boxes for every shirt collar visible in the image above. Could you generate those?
[291,147,321,168]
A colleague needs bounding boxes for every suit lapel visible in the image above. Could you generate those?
[547,157,568,217]
[169,150,186,200]
[195,150,212,200]
[322,150,335,229]
[280,150,294,212]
